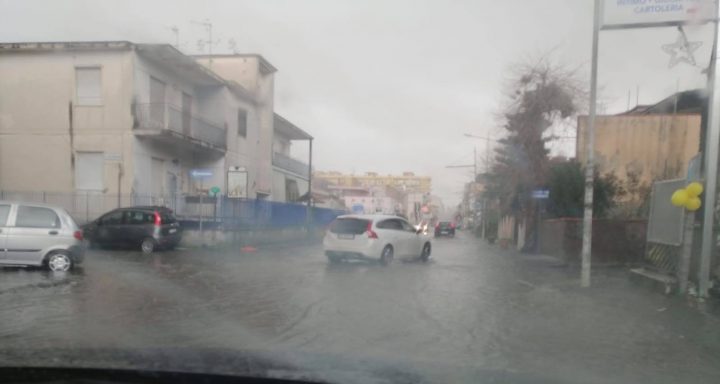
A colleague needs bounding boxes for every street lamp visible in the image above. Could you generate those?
[464,133,499,174]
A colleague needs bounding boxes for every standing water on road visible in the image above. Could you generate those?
[2,1,720,383]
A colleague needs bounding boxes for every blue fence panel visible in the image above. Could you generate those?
[269,201,308,228]
[312,208,346,228]
[217,197,345,229]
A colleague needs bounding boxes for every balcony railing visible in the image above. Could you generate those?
[273,152,309,178]
[133,103,226,150]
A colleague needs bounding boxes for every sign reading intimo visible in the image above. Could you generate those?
[602,0,716,30]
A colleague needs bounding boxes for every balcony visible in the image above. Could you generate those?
[273,152,309,178]
[133,103,226,153]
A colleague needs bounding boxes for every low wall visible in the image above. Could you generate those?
[180,226,323,248]
[538,218,647,265]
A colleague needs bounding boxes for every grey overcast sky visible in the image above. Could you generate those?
[0,0,715,207]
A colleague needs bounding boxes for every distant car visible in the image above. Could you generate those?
[0,201,85,271]
[323,214,432,265]
[434,221,456,237]
[83,206,181,253]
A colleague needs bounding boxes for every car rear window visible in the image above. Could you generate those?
[438,222,451,227]
[159,210,177,224]
[330,218,369,235]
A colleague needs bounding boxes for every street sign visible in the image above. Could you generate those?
[601,0,716,30]
[531,189,550,199]
[190,169,213,179]
[209,186,221,197]
[352,204,364,214]
[227,169,248,198]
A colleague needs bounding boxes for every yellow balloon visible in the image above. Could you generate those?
[671,189,689,207]
[685,197,702,211]
[686,182,704,197]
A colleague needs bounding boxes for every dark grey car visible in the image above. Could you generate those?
[83,206,182,253]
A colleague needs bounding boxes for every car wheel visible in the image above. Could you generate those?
[47,251,72,272]
[420,243,431,262]
[380,245,394,266]
[141,238,157,254]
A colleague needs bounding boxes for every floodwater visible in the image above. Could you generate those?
[1,232,720,383]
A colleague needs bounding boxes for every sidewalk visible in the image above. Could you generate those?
[502,245,720,320]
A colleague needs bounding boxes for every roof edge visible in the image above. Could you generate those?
[191,53,277,73]
[0,41,134,52]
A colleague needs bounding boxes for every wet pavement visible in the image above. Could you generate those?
[2,231,720,383]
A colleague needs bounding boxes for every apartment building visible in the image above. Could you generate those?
[0,41,311,219]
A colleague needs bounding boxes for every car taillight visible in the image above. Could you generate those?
[435,223,440,229]
[73,230,83,241]
[450,223,456,229]
[154,212,162,226]
[366,222,378,239]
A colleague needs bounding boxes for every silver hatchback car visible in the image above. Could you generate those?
[0,201,85,271]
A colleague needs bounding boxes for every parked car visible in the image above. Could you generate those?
[0,201,85,271]
[323,214,432,265]
[434,221,456,237]
[83,206,181,253]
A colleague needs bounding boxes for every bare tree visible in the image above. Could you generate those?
[486,54,586,248]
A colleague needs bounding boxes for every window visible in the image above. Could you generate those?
[75,67,102,105]
[15,206,60,228]
[377,219,402,230]
[285,178,299,201]
[238,109,248,137]
[149,76,166,125]
[100,210,124,225]
[126,210,154,225]
[0,205,10,226]
[159,210,177,224]
[330,218,369,235]
[75,152,104,191]
[400,220,416,232]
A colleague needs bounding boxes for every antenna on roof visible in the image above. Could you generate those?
[170,26,179,49]
[228,38,239,54]
[190,19,220,68]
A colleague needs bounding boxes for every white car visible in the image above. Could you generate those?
[323,214,432,265]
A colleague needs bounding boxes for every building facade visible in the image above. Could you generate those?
[314,171,431,194]
[577,114,701,186]
[0,41,311,220]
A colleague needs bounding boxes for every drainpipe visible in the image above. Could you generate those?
[117,163,123,208]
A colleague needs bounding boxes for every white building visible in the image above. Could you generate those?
[0,41,311,219]
[327,186,402,215]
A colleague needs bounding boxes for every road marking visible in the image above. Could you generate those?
[517,279,536,289]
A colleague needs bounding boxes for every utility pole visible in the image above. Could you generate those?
[306,139,314,234]
[464,133,499,239]
[581,0,601,288]
[485,136,490,173]
[699,3,720,299]
[473,146,477,179]
[464,133,497,173]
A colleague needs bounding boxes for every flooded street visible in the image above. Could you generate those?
[2,232,720,383]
